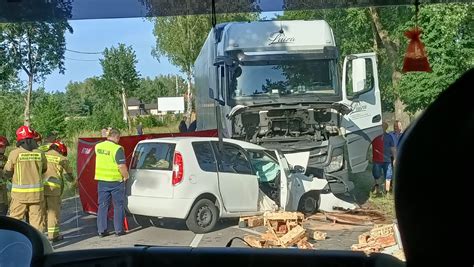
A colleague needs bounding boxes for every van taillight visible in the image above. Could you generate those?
[172,151,184,186]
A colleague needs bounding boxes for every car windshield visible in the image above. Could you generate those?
[231,59,338,98]
[0,0,471,261]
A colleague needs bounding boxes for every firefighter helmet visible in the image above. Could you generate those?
[16,126,35,142]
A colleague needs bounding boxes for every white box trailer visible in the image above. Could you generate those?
[194,20,382,193]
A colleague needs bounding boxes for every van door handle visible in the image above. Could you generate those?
[372,115,381,123]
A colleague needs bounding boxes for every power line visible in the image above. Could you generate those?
[66,48,103,55]
[65,57,100,62]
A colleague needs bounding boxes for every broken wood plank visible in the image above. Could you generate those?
[324,212,373,226]
[368,234,397,248]
[244,235,265,248]
[296,237,314,249]
[358,232,371,244]
[351,243,383,253]
[264,211,304,222]
[279,225,306,247]
[312,231,327,241]
[239,216,264,228]
[369,224,394,238]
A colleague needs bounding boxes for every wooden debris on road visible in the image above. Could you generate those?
[244,235,266,248]
[296,237,314,249]
[279,225,306,247]
[324,212,373,226]
[310,230,327,241]
[351,224,397,254]
[242,211,316,249]
[239,216,264,228]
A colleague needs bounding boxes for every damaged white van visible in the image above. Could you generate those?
[126,137,354,233]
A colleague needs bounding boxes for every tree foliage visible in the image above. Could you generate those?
[281,4,472,114]
[0,21,72,125]
[100,43,140,129]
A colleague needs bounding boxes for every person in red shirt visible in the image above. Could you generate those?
[372,122,397,194]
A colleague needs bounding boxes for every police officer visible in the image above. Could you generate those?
[94,128,129,237]
[44,141,74,242]
[0,136,10,216]
[3,126,47,232]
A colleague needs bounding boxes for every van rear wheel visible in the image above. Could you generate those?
[186,199,218,234]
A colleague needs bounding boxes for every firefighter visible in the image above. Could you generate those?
[43,140,74,242]
[38,132,58,152]
[0,135,9,216]
[33,131,47,152]
[3,126,47,232]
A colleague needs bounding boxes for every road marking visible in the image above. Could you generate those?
[189,234,204,247]
[232,226,262,236]
[63,214,81,224]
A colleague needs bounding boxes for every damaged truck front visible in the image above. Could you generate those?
[194,20,383,193]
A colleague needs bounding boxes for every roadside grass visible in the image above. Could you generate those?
[62,122,180,199]
[349,166,396,220]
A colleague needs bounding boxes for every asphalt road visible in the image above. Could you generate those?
[53,197,370,252]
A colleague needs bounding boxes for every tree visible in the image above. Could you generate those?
[397,4,473,112]
[0,21,73,126]
[281,3,473,123]
[31,90,67,137]
[100,43,140,130]
[152,12,258,119]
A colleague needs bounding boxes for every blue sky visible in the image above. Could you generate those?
[36,12,281,92]
[37,18,180,92]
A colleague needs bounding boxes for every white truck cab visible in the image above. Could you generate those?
[194,20,383,194]
[126,137,354,233]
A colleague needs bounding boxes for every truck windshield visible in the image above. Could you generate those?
[230,59,338,99]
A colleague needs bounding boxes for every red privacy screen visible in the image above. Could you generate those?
[77,130,217,215]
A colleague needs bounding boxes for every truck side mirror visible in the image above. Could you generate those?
[209,87,225,106]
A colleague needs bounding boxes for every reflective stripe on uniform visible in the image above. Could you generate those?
[48,226,60,233]
[44,181,61,189]
[11,183,44,193]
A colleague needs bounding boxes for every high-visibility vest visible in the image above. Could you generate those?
[94,141,123,182]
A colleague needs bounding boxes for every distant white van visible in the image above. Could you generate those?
[126,137,354,233]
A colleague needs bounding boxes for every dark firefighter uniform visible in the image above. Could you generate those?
[43,141,74,241]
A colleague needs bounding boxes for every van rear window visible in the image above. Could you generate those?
[192,142,217,172]
[131,143,175,170]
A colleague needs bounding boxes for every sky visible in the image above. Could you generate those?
[32,12,281,92]
[35,18,181,92]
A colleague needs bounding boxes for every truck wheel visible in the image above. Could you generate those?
[298,192,320,215]
[186,199,218,234]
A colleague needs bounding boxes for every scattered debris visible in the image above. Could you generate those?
[351,224,397,254]
[309,230,327,241]
[324,212,373,226]
[239,216,264,228]
[241,211,315,249]
[392,249,406,262]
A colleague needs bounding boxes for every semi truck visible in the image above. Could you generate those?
[194,20,382,193]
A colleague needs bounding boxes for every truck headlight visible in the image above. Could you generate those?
[325,154,344,173]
